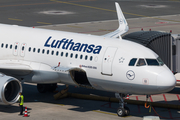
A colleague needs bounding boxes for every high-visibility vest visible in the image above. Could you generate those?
[19,95,24,105]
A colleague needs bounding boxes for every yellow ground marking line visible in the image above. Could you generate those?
[69,0,96,2]
[50,0,116,12]
[8,18,23,21]
[57,104,65,106]
[51,0,180,23]
[93,110,131,118]
[37,22,52,25]
[169,0,180,1]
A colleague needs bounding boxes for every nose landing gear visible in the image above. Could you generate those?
[115,93,130,117]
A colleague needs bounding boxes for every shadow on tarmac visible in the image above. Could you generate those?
[15,83,180,119]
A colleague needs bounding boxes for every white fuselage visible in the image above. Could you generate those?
[0,24,176,95]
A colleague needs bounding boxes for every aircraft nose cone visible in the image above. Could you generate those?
[157,70,176,92]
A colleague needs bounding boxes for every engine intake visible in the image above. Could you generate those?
[0,73,22,105]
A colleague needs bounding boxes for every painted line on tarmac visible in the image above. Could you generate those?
[169,0,180,2]
[66,25,83,28]
[93,110,117,116]
[57,104,65,106]
[93,110,131,118]
[37,22,52,25]
[8,18,23,21]
[50,0,116,12]
[51,0,180,23]
[0,2,55,8]
[69,0,96,2]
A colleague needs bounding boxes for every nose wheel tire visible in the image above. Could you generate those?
[124,106,130,116]
[117,106,130,117]
[117,107,125,117]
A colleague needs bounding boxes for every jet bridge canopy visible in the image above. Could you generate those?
[122,31,172,69]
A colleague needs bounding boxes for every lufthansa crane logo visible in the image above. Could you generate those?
[126,70,135,80]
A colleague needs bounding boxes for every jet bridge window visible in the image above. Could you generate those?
[129,58,137,66]
[136,58,146,66]
[146,59,159,66]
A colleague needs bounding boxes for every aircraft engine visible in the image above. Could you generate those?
[0,73,22,105]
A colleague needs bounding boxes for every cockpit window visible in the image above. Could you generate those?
[136,58,146,66]
[157,57,164,66]
[146,59,159,66]
[129,58,137,66]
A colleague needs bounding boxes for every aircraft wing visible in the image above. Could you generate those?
[102,2,129,39]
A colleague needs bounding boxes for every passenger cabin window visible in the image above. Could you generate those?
[52,51,54,55]
[90,56,93,61]
[10,45,12,49]
[146,59,159,66]
[70,53,73,58]
[15,45,17,50]
[42,49,45,54]
[75,54,78,59]
[56,51,59,56]
[61,52,63,56]
[80,55,83,59]
[37,49,40,53]
[33,48,36,52]
[129,58,137,66]
[136,58,146,66]
[29,47,31,52]
[6,44,8,48]
[47,50,49,54]
[1,43,4,48]
[85,55,88,60]
[65,52,68,57]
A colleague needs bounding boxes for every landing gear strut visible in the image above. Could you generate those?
[115,93,130,117]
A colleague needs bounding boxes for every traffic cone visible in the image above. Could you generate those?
[23,107,29,117]
[126,94,129,100]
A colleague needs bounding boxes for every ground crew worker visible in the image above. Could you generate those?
[18,92,24,115]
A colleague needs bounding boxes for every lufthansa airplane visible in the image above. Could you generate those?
[0,2,176,117]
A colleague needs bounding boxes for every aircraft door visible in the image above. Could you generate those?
[13,42,20,56]
[20,43,26,57]
[101,47,117,76]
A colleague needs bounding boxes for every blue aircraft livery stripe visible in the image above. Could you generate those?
[44,36,102,54]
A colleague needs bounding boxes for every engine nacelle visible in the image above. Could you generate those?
[0,73,22,105]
